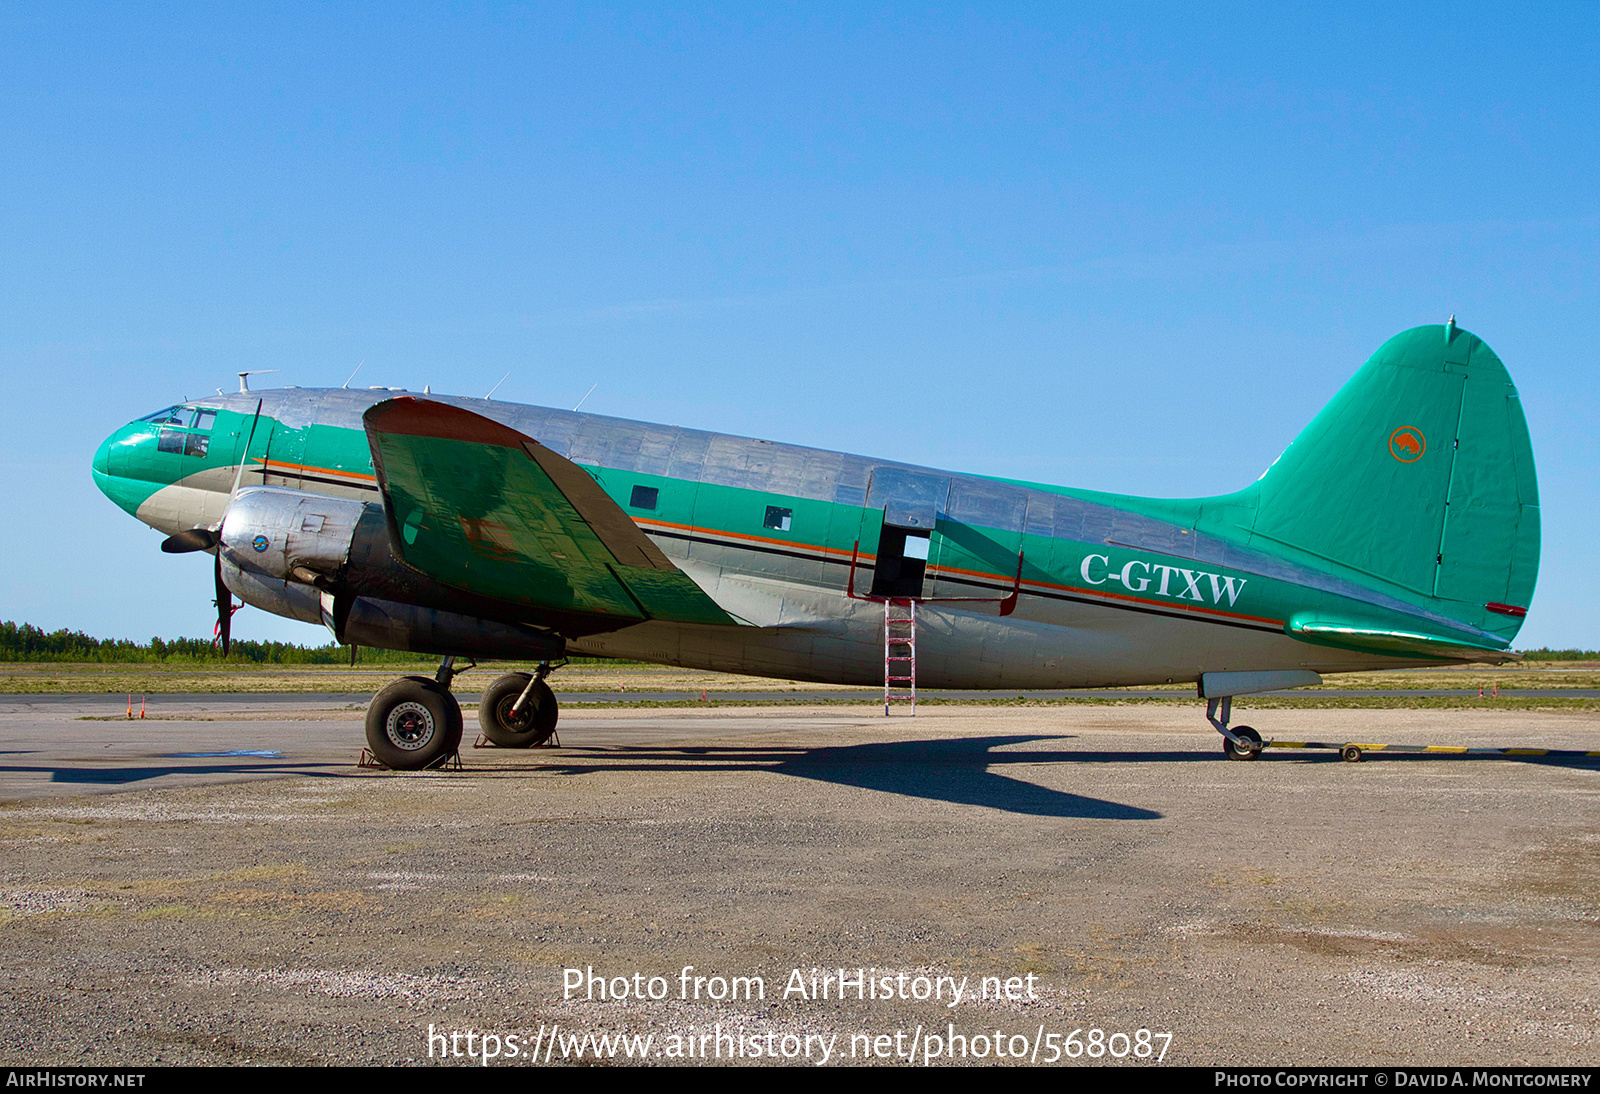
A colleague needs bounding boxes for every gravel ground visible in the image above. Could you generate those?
[0,701,1596,1067]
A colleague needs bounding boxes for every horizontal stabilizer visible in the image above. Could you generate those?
[1287,611,1516,664]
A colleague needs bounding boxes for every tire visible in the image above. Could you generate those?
[1222,725,1263,761]
[477,673,559,748]
[365,677,464,770]
[1341,744,1363,763]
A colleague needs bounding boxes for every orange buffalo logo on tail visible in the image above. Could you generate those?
[1389,427,1426,462]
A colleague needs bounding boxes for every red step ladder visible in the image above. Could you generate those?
[884,598,917,715]
[846,540,1026,718]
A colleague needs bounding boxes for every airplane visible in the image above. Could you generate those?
[92,321,1539,770]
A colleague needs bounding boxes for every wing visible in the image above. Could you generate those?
[364,398,736,628]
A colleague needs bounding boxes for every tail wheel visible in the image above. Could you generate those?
[1223,725,1263,761]
[365,677,463,770]
[478,673,559,748]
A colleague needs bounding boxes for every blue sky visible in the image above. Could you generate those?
[3,3,1596,648]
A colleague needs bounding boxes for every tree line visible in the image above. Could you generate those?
[2,621,431,664]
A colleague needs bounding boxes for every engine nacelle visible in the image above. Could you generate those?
[219,556,324,626]
[323,594,566,661]
[215,485,568,661]
[219,486,368,584]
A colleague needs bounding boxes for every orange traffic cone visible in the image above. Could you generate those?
[126,694,133,719]
[139,696,146,719]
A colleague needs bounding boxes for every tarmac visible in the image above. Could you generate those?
[1,695,1597,1066]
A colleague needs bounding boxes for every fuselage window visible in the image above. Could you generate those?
[764,506,792,531]
[629,485,659,510]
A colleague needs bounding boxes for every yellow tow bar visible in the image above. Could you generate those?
[1264,740,1600,763]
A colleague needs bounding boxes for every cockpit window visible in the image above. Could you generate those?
[157,428,211,455]
[148,406,216,456]
[137,406,217,429]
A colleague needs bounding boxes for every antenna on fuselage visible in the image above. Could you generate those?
[573,383,598,412]
[237,371,278,393]
[342,359,366,389]
[486,372,510,400]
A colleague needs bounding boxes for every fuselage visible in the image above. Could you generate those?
[93,386,1513,689]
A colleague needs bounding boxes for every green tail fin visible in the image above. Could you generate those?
[1213,324,1539,641]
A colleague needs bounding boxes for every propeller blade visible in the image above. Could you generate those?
[227,398,265,498]
[161,528,220,554]
[213,554,232,657]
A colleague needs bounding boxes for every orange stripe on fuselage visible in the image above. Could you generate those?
[633,517,876,561]
[633,517,1282,628]
[254,459,377,482]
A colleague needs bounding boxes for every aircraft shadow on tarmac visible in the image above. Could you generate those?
[533,734,1167,819]
[9,734,1592,808]
[2,735,1157,817]
[518,732,1598,817]
[6,761,348,786]
[773,735,1165,819]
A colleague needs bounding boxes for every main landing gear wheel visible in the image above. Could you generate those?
[478,672,559,747]
[365,676,464,770]
[1223,725,1263,761]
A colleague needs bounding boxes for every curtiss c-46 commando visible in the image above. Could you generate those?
[93,322,1539,769]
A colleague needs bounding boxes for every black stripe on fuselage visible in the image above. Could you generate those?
[260,470,380,494]
[642,527,1284,636]
[928,570,1282,635]
[644,527,838,570]
[297,472,380,493]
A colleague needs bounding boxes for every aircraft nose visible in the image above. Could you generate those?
[93,421,146,482]
[91,423,152,518]
[92,433,112,476]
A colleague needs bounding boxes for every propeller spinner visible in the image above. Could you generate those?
[160,527,220,553]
